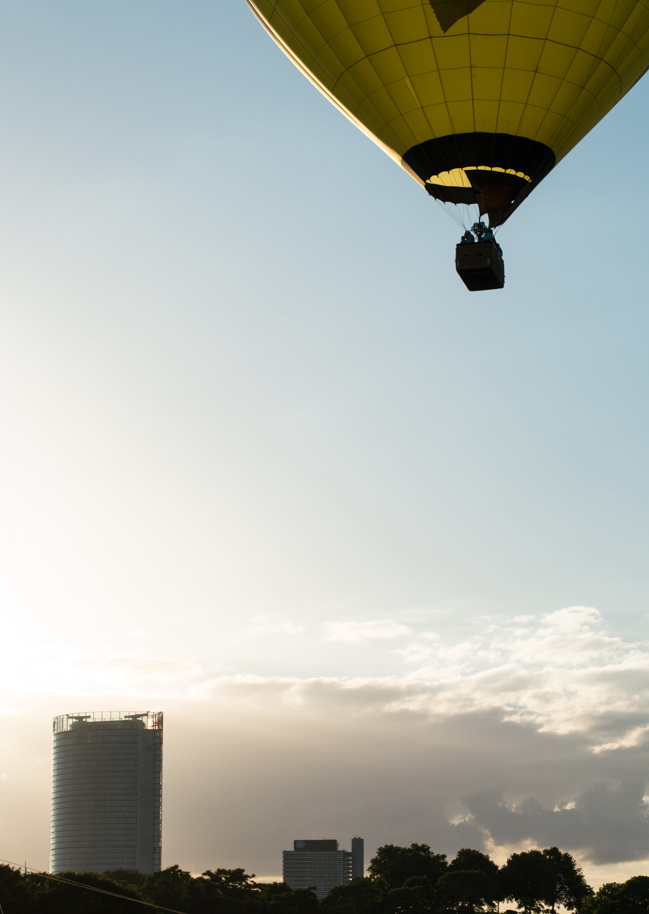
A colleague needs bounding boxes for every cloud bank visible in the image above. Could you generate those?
[3,606,649,883]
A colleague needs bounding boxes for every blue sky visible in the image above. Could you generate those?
[1,0,649,888]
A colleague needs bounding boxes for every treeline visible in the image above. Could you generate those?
[1,844,647,914]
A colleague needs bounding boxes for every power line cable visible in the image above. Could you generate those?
[0,857,189,914]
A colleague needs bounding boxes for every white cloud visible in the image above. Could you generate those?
[3,646,205,698]
[322,619,412,642]
[7,606,648,744]
[592,725,649,754]
[386,606,649,740]
[248,615,306,636]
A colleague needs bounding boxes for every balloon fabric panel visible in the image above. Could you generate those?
[246,0,649,225]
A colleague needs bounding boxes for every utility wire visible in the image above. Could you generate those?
[0,857,189,914]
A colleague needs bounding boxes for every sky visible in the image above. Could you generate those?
[1,0,649,891]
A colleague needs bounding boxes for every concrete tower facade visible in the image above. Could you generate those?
[51,711,162,874]
[283,837,364,899]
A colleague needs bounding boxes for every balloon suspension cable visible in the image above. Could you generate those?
[432,197,465,230]
[432,197,484,234]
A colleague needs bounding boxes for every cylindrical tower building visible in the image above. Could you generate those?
[51,711,162,874]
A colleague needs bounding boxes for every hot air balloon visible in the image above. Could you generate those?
[245,1,649,290]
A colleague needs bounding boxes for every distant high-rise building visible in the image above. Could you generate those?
[282,837,364,899]
[51,711,163,874]
[350,836,364,880]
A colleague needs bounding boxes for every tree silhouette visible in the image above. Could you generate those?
[369,844,448,889]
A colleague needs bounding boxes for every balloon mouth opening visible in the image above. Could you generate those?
[426,166,532,189]
[423,169,532,226]
[403,132,556,226]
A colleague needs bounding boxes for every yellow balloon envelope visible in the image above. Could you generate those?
[245,0,649,226]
